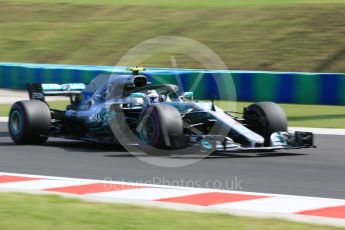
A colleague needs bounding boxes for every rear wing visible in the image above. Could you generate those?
[27,83,86,102]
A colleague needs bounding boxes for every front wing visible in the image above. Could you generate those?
[188,131,314,153]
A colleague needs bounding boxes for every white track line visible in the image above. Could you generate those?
[0,179,91,190]
[213,196,345,214]
[289,127,345,136]
[0,117,8,122]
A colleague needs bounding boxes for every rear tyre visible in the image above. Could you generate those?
[244,102,287,145]
[137,104,183,150]
[8,100,51,145]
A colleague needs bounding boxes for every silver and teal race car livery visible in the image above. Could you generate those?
[8,68,314,155]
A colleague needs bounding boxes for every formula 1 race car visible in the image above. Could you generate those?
[8,68,314,154]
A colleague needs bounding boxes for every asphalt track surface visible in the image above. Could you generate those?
[0,122,344,199]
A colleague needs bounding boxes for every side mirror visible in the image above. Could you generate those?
[180,92,194,101]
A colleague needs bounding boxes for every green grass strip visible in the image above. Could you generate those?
[0,1,345,72]
[0,193,341,230]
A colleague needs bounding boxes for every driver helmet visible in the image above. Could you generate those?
[147,90,159,103]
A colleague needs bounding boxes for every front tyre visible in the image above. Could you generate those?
[137,104,183,150]
[8,100,51,145]
[244,102,287,146]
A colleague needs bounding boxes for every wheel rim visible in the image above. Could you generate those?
[10,110,22,136]
[140,117,156,144]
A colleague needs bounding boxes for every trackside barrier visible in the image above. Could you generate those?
[0,62,344,105]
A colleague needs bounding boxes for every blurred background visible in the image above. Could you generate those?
[0,0,344,72]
